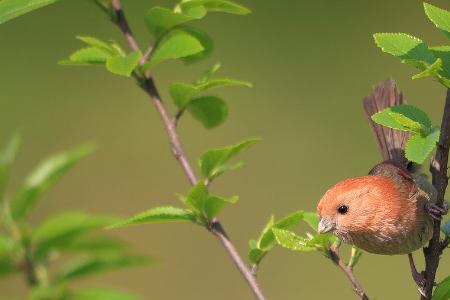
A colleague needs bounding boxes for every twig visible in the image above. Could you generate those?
[421,88,450,299]
[110,1,266,299]
[329,245,369,300]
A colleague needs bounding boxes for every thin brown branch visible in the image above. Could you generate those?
[421,88,450,299]
[110,2,266,299]
[329,246,369,300]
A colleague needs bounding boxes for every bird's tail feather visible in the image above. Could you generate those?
[363,78,411,168]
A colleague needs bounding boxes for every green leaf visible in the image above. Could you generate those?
[424,3,450,40]
[259,211,304,250]
[70,288,141,300]
[248,239,265,264]
[60,236,129,255]
[185,182,209,213]
[10,144,95,220]
[303,212,320,232]
[196,78,252,91]
[108,206,197,229]
[0,236,15,257]
[430,46,450,78]
[178,27,213,64]
[199,138,259,179]
[0,134,20,201]
[180,0,251,15]
[373,33,435,64]
[0,257,18,278]
[434,275,450,300]
[0,0,59,25]
[348,246,363,268]
[59,47,112,65]
[106,51,142,77]
[169,82,199,109]
[196,62,222,84]
[33,212,119,258]
[272,228,315,252]
[55,255,152,283]
[76,36,118,56]
[147,32,204,67]
[187,96,228,129]
[371,104,432,134]
[406,128,440,163]
[145,6,205,39]
[412,58,443,80]
[204,195,238,219]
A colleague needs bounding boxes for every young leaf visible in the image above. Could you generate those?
[169,82,198,109]
[196,62,222,84]
[0,134,20,201]
[186,96,228,129]
[180,0,251,16]
[204,195,238,219]
[178,27,214,64]
[33,212,119,258]
[54,255,152,283]
[405,128,440,163]
[424,3,450,40]
[373,33,435,64]
[434,275,450,300]
[272,228,315,252]
[199,138,259,179]
[412,58,443,80]
[108,206,197,229]
[70,288,142,300]
[10,144,95,220]
[145,6,205,39]
[59,47,112,65]
[303,212,320,232]
[196,78,252,91]
[76,36,119,56]
[0,0,59,25]
[371,105,432,134]
[146,32,204,67]
[430,46,450,78]
[248,239,265,264]
[259,211,304,250]
[185,182,209,213]
[106,51,142,77]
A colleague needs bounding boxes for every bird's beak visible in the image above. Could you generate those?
[318,218,335,234]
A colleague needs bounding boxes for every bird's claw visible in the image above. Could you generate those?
[425,202,449,221]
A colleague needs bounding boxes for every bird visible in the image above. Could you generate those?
[316,79,448,291]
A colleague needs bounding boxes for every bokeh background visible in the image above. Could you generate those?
[1,0,450,299]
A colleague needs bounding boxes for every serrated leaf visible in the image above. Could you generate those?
[303,212,320,232]
[106,51,142,77]
[0,134,20,201]
[406,128,440,163]
[33,212,119,258]
[187,96,228,128]
[199,138,259,179]
[204,195,238,219]
[10,144,94,220]
[70,288,142,300]
[373,33,435,64]
[55,255,152,283]
[0,0,59,25]
[108,206,197,229]
[145,6,204,39]
[178,26,213,64]
[259,211,303,250]
[424,3,450,40]
[147,32,204,67]
[434,275,450,300]
[272,228,315,252]
[180,0,251,15]
[60,47,111,65]
[371,104,432,134]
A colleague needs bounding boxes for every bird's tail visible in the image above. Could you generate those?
[363,78,411,168]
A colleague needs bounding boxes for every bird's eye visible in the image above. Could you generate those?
[337,205,348,214]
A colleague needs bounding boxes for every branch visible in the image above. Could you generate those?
[329,246,369,300]
[109,2,266,299]
[421,88,450,299]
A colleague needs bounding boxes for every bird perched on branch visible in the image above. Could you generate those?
[316,79,447,290]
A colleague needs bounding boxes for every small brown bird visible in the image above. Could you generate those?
[316,79,447,289]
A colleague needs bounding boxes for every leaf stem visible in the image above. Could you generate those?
[109,1,266,299]
[421,88,450,299]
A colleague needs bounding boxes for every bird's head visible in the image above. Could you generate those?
[316,176,396,241]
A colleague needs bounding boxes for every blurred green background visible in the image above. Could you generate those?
[1,0,450,299]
